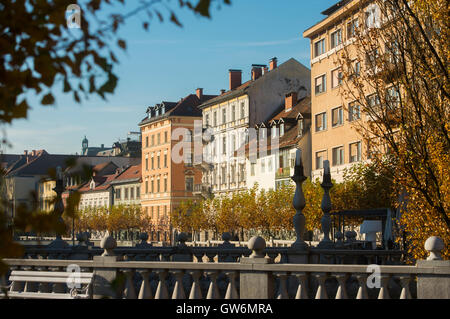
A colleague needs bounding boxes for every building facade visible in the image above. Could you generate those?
[303,0,372,182]
[198,57,311,196]
[139,90,216,243]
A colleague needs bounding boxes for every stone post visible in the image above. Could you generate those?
[417,236,450,299]
[48,166,69,249]
[92,232,119,299]
[317,160,334,249]
[290,149,308,251]
[239,236,274,299]
[171,232,193,262]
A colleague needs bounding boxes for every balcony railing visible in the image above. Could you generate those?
[276,167,291,179]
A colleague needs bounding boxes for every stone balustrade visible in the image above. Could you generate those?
[2,236,448,299]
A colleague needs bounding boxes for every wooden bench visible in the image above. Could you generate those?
[1,270,94,299]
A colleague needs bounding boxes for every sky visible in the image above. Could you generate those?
[4,0,337,155]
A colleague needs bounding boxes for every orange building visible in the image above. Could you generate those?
[139,89,216,243]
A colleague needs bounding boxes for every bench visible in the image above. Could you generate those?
[1,270,94,299]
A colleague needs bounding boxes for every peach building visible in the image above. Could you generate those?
[303,0,375,182]
[139,90,216,243]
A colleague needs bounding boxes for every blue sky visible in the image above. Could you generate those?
[4,0,337,155]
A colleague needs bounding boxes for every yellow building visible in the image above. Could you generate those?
[39,179,56,212]
[303,0,371,182]
[139,90,216,243]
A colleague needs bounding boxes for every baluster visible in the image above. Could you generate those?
[154,270,169,299]
[275,272,289,299]
[171,270,186,299]
[206,253,216,263]
[398,275,412,299]
[188,270,203,299]
[138,270,153,299]
[123,269,137,299]
[194,253,204,263]
[224,271,239,299]
[294,272,308,299]
[206,271,220,299]
[356,274,369,299]
[334,273,348,299]
[377,274,391,299]
[314,273,328,299]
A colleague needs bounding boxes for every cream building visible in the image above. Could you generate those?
[198,58,311,196]
[303,0,379,182]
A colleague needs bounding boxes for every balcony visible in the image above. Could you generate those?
[193,183,212,198]
[276,167,291,179]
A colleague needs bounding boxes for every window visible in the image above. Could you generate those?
[130,187,134,200]
[145,181,148,193]
[314,38,326,57]
[316,151,327,169]
[151,156,154,170]
[222,136,226,155]
[157,155,160,169]
[386,86,400,109]
[240,102,245,119]
[157,133,161,145]
[205,114,210,127]
[268,157,273,172]
[151,180,154,193]
[136,187,140,199]
[251,163,256,176]
[365,4,380,28]
[315,74,326,94]
[330,29,342,48]
[157,179,160,193]
[213,111,217,126]
[332,107,344,127]
[367,93,381,111]
[332,146,344,166]
[331,68,343,88]
[231,165,235,183]
[315,112,327,132]
[349,102,361,121]
[366,48,380,73]
[354,61,361,77]
[164,131,168,143]
[221,166,226,184]
[386,41,399,64]
[145,136,149,147]
[115,188,121,200]
[271,126,278,138]
[151,135,155,146]
[164,178,168,192]
[349,142,362,163]
[164,154,168,168]
[222,108,226,124]
[261,159,265,173]
[145,157,148,171]
[232,105,236,121]
[239,164,245,182]
[298,118,304,136]
[347,18,359,38]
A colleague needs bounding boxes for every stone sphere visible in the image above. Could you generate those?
[139,232,149,241]
[335,231,343,240]
[248,236,266,252]
[425,236,444,253]
[222,232,232,242]
[100,234,117,250]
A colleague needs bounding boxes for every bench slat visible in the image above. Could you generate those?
[10,271,94,278]
[9,276,92,284]
[6,292,90,299]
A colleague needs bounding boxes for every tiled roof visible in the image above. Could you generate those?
[139,93,217,126]
[198,80,253,109]
[111,164,141,184]
[77,174,117,193]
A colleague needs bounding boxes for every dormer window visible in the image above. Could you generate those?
[298,119,304,136]
[161,106,165,114]
[280,123,285,137]
[155,108,159,116]
[271,126,278,138]
[90,180,95,190]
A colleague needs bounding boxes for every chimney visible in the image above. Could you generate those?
[24,150,28,156]
[229,69,242,90]
[101,144,104,148]
[196,88,203,99]
[269,57,278,71]
[285,92,298,111]
[251,65,264,81]
[31,150,36,156]
[220,89,226,95]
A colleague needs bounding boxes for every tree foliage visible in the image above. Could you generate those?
[337,0,449,260]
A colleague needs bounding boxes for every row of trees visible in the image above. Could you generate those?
[170,161,395,241]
